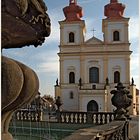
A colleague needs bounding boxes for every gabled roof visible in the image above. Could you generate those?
[85,36,103,45]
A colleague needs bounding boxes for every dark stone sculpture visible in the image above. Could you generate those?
[79,78,82,89]
[55,96,62,111]
[1,0,51,139]
[55,96,62,123]
[111,82,132,120]
[104,77,109,89]
[131,77,134,85]
[2,0,51,48]
[56,78,59,86]
[105,77,109,85]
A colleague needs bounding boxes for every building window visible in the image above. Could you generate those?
[70,91,74,99]
[69,32,75,43]
[69,72,75,83]
[89,67,99,83]
[114,71,120,83]
[113,31,120,41]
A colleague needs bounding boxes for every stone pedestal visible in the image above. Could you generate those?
[2,56,39,140]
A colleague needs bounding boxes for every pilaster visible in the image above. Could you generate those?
[129,85,137,115]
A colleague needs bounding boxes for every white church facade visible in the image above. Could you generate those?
[55,0,138,115]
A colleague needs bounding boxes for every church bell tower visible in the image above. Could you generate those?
[102,0,129,44]
[59,0,86,46]
[102,0,131,84]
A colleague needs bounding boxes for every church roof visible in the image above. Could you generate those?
[104,0,125,19]
[85,36,103,45]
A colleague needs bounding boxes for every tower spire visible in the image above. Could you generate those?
[69,0,77,4]
[63,0,83,21]
[104,0,125,19]
[110,0,118,3]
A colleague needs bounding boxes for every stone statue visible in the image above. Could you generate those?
[111,82,132,120]
[55,96,62,111]
[1,0,51,139]
[131,77,134,85]
[106,77,109,85]
[56,78,59,86]
[79,78,82,89]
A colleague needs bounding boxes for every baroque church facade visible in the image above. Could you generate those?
[55,0,138,115]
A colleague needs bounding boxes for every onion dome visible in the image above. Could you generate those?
[104,0,125,19]
[63,0,83,21]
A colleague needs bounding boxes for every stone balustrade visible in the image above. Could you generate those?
[15,110,42,121]
[62,121,129,140]
[58,112,116,124]
[15,110,116,125]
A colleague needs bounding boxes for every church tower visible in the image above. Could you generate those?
[102,0,131,85]
[56,0,86,111]
[59,0,85,46]
[55,0,138,115]
[103,0,129,43]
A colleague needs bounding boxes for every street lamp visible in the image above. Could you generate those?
[49,104,52,119]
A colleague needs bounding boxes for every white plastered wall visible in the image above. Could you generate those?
[80,95,105,112]
[108,57,126,83]
[61,88,79,111]
[107,22,125,43]
[63,58,80,83]
[62,24,81,45]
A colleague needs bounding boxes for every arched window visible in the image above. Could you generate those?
[113,31,120,41]
[114,71,120,83]
[69,72,75,83]
[89,67,99,83]
[69,32,75,43]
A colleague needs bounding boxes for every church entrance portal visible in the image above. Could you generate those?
[87,100,98,112]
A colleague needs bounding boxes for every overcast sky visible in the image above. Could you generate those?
[2,0,139,97]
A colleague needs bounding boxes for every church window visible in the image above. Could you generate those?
[89,67,99,83]
[114,71,120,83]
[69,72,75,83]
[70,91,74,99]
[113,31,120,41]
[69,32,75,43]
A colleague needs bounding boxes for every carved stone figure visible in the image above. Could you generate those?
[105,77,109,85]
[131,77,134,85]
[2,0,51,48]
[55,96,63,111]
[1,0,51,139]
[56,78,59,86]
[111,82,132,120]
[79,78,82,89]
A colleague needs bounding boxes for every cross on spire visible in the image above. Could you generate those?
[91,28,96,36]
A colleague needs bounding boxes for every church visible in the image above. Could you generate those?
[55,0,138,115]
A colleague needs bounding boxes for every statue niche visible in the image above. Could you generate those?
[1,0,51,140]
